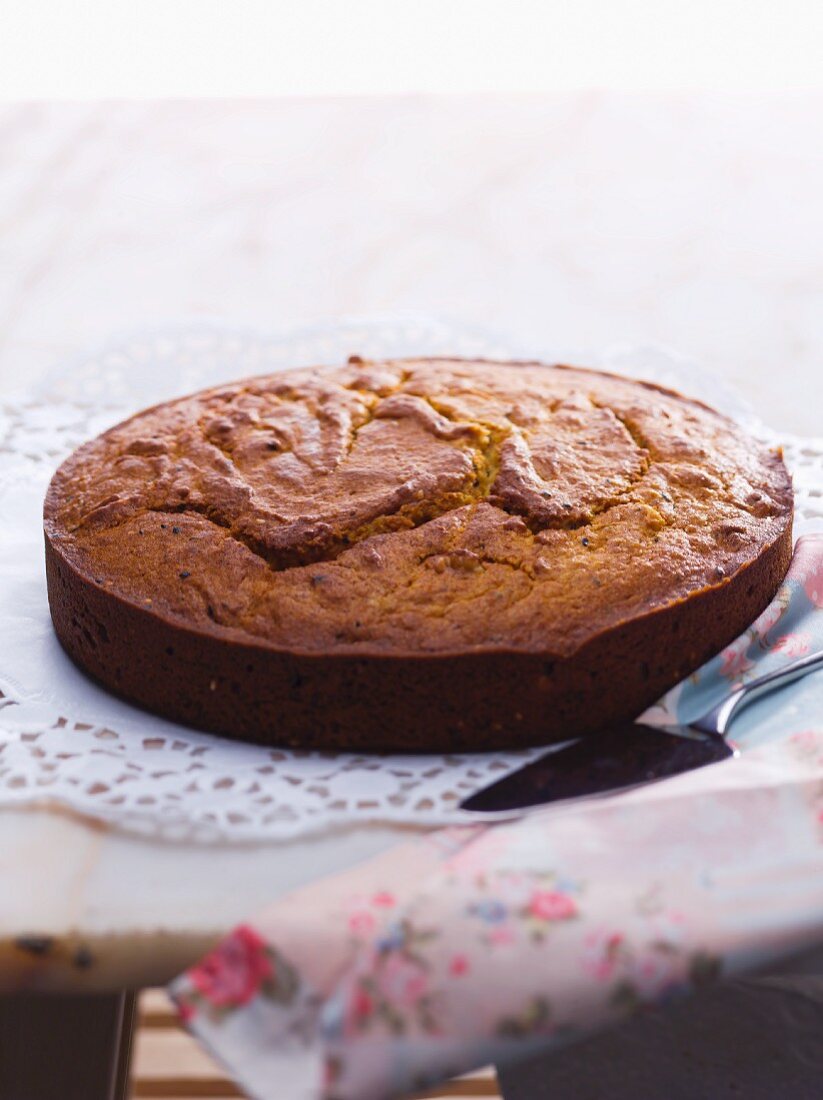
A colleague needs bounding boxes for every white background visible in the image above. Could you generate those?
[2,0,823,98]
[1,3,821,432]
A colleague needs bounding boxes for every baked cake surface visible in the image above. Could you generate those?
[44,358,793,750]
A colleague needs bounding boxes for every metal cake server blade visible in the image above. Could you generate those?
[461,723,734,813]
[462,649,823,813]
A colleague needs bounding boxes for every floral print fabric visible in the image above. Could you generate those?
[171,535,823,1100]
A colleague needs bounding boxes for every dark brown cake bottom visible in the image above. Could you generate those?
[46,525,792,751]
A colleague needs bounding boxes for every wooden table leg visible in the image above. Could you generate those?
[0,991,136,1100]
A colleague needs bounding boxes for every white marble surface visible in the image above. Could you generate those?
[2,95,822,431]
[1,94,822,991]
[0,810,403,991]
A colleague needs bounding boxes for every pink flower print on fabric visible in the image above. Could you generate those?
[188,925,274,1009]
[346,890,398,939]
[751,588,791,640]
[376,953,428,1008]
[772,632,813,658]
[528,890,578,922]
[719,635,754,681]
[582,930,626,982]
[488,925,517,946]
[372,891,396,908]
[349,911,377,936]
[788,731,823,773]
[351,987,374,1023]
[449,954,470,977]
[805,567,823,608]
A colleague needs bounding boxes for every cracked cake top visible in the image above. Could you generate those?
[44,358,793,657]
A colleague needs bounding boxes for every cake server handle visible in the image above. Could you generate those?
[689,649,823,738]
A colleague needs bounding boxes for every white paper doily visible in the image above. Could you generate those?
[0,315,821,842]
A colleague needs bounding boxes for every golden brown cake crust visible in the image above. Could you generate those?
[44,358,793,750]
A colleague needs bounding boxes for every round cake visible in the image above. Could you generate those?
[44,358,793,751]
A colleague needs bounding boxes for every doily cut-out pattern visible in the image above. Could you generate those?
[1,318,820,842]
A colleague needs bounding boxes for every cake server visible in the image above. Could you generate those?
[461,649,823,813]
